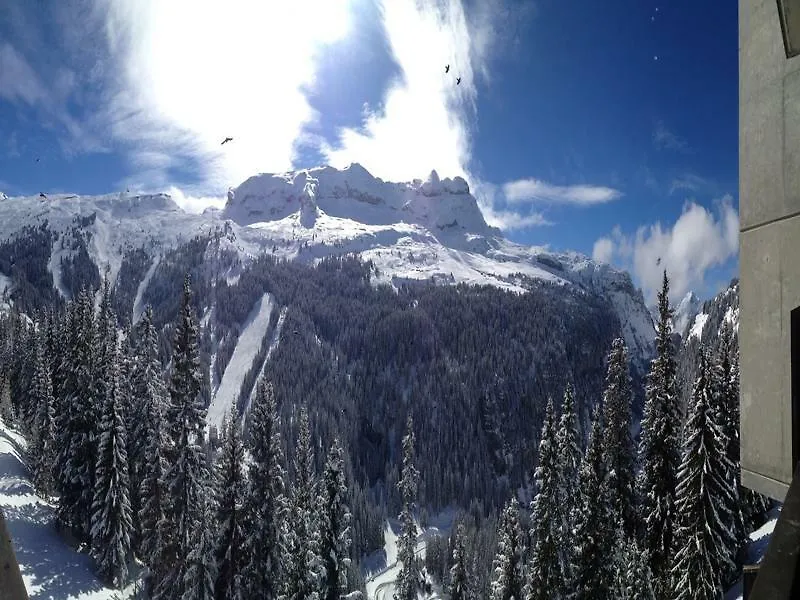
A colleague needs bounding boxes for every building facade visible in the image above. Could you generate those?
[740,0,800,500]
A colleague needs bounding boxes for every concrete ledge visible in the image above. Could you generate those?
[743,467,790,502]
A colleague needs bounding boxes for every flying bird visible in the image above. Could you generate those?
[445,64,450,73]
[221,137,233,145]
[656,257,662,266]
[39,192,47,199]
[35,158,40,163]
[456,77,461,85]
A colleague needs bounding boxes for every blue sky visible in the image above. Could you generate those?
[0,0,739,304]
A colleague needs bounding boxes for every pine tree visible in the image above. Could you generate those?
[30,329,56,498]
[612,522,655,600]
[491,498,525,600]
[555,383,581,585]
[600,337,636,536]
[285,406,322,600]
[214,405,248,600]
[636,271,680,598]
[450,523,469,600]
[0,374,13,424]
[670,348,737,600]
[58,288,101,540]
[90,344,134,588]
[138,372,169,586]
[394,415,420,600]
[182,495,217,600]
[527,397,563,600]
[158,275,210,599]
[244,380,287,600]
[320,437,354,600]
[573,407,614,600]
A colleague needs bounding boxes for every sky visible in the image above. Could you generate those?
[0,0,739,305]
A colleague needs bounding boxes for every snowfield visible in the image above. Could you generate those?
[0,418,139,599]
[207,293,275,432]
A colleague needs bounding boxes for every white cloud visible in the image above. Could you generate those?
[594,197,739,304]
[0,43,46,105]
[321,0,483,183]
[165,186,226,214]
[502,178,622,205]
[653,120,689,152]
[592,238,614,264]
[669,173,713,196]
[471,180,550,231]
[95,0,354,193]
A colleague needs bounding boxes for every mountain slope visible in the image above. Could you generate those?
[0,163,655,365]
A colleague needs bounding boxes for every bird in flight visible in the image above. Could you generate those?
[445,64,450,73]
[35,158,40,163]
[456,77,461,85]
[221,137,233,145]
[656,257,662,266]
[39,192,47,199]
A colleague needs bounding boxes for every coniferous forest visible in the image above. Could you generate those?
[0,256,773,599]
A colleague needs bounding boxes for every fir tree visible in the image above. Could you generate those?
[573,407,614,600]
[0,374,13,424]
[394,415,420,600]
[138,373,169,586]
[30,329,56,498]
[491,498,525,600]
[182,495,217,600]
[320,437,354,600]
[527,397,563,600]
[158,275,210,600]
[612,522,655,600]
[244,380,287,600]
[600,337,636,536]
[58,288,100,540]
[555,383,581,585]
[636,271,680,598]
[90,344,134,588]
[670,348,737,600]
[214,405,248,600]
[449,523,469,600]
[285,406,322,600]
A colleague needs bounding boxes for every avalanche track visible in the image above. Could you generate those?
[207,293,275,432]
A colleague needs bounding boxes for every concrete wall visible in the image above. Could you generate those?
[0,509,27,600]
[740,0,800,500]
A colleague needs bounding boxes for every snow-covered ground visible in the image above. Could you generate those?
[206,293,275,432]
[0,418,139,599]
[725,507,780,600]
[362,511,456,600]
[689,312,709,341]
[242,306,287,422]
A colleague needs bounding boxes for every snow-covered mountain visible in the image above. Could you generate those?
[0,163,655,359]
[673,290,702,339]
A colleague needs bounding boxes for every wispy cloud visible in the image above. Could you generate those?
[472,180,551,231]
[593,196,739,304]
[669,172,716,196]
[653,120,690,152]
[502,178,622,205]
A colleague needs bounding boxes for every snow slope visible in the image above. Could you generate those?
[724,507,780,600]
[0,418,139,599]
[206,293,275,432]
[673,291,702,338]
[689,312,709,341]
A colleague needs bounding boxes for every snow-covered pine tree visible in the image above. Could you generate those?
[573,406,614,600]
[0,373,13,424]
[30,327,56,498]
[490,498,525,600]
[138,366,169,585]
[612,521,655,600]
[394,415,420,600]
[157,275,210,600]
[132,305,169,558]
[450,522,469,600]
[213,404,248,600]
[243,379,287,600]
[285,406,322,600]
[600,337,637,536]
[710,320,745,581]
[90,342,134,588]
[320,437,354,600]
[182,495,218,600]
[555,383,581,586]
[636,271,680,598]
[58,288,101,540]
[527,396,563,600]
[670,348,737,600]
